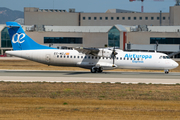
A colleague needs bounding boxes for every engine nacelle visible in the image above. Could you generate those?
[97,49,113,58]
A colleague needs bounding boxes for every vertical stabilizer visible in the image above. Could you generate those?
[6,22,56,50]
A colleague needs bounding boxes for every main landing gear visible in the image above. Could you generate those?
[91,67,103,73]
[164,69,169,74]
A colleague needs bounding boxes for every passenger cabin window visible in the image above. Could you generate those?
[81,56,83,59]
[64,56,66,58]
[67,56,69,58]
[88,56,90,59]
[77,56,79,58]
[74,56,76,58]
[60,56,62,58]
[70,56,72,58]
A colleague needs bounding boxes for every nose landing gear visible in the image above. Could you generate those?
[164,69,169,74]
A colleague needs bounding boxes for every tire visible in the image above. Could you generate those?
[91,68,96,73]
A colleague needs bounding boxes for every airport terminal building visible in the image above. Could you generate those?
[1,5,180,57]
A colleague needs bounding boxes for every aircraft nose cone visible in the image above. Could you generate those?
[173,61,179,68]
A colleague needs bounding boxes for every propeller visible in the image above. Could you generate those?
[111,46,118,66]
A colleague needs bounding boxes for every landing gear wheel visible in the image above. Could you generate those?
[164,70,169,74]
[90,67,103,73]
[97,67,103,73]
[91,68,96,73]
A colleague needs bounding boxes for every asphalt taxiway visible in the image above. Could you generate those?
[0,70,180,84]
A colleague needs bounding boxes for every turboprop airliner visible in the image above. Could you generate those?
[5,22,179,74]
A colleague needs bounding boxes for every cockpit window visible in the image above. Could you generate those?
[166,56,170,59]
[160,56,170,59]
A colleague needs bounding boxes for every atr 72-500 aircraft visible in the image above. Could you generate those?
[5,22,179,74]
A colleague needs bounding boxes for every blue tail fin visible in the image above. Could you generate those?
[6,22,56,50]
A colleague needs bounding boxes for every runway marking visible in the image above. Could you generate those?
[0,76,180,84]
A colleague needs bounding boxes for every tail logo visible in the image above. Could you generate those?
[12,33,25,44]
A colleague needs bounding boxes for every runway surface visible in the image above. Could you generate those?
[0,70,180,84]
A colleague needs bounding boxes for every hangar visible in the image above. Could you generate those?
[1,5,180,58]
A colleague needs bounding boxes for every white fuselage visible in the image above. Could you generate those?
[6,49,178,70]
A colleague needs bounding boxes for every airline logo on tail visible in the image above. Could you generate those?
[12,33,25,44]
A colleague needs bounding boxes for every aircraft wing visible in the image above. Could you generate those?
[74,47,117,58]
[74,47,99,56]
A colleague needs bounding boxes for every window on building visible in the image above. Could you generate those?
[111,17,114,20]
[157,17,159,20]
[94,17,97,20]
[151,17,154,20]
[139,17,142,20]
[88,17,91,20]
[134,17,136,20]
[145,17,148,20]
[150,37,180,44]
[128,17,131,20]
[117,17,119,20]
[105,17,108,20]
[44,37,83,44]
[100,17,102,20]
[83,17,85,20]
[163,17,166,20]
[108,26,120,47]
[1,27,12,48]
[122,17,125,20]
